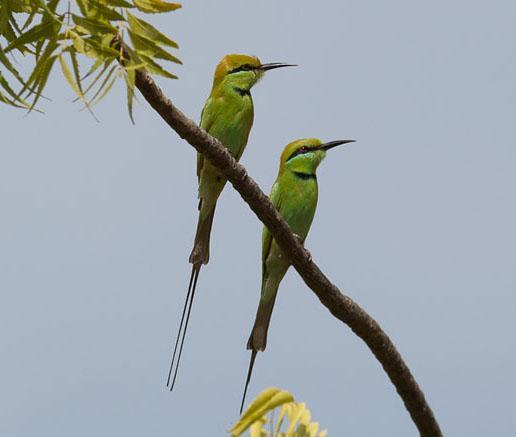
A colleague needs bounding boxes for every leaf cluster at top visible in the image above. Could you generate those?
[0,0,181,119]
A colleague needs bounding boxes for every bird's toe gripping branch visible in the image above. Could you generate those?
[292,233,304,245]
[292,233,312,262]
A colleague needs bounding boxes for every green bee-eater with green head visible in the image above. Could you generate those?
[240,138,355,413]
[167,54,294,391]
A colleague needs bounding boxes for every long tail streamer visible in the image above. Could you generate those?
[166,263,201,391]
[239,350,258,415]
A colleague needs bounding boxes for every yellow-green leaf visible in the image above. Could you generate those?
[126,11,178,48]
[84,0,125,21]
[129,29,181,63]
[82,56,105,81]
[6,0,35,14]
[21,11,38,31]
[4,21,58,53]
[125,68,136,123]
[33,0,61,55]
[249,416,268,437]
[34,0,61,23]
[71,33,119,59]
[0,46,26,84]
[72,14,117,35]
[78,59,114,100]
[133,0,181,14]
[106,0,135,7]
[0,73,29,108]
[231,388,294,436]
[0,7,12,38]
[59,53,82,97]
[284,403,310,437]
[89,65,118,106]
[75,0,92,18]
[17,37,58,100]
[28,54,57,111]
[139,53,177,79]
[0,89,25,108]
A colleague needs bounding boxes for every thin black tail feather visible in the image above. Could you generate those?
[239,350,258,415]
[166,263,201,391]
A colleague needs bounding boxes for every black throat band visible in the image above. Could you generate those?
[233,87,251,97]
[292,171,316,180]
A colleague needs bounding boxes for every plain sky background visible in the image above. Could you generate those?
[1,1,515,436]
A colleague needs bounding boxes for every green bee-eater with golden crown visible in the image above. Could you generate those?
[240,138,355,413]
[167,54,294,391]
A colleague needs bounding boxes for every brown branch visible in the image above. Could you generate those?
[133,68,443,436]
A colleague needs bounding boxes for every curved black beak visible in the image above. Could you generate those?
[257,62,297,71]
[319,140,356,151]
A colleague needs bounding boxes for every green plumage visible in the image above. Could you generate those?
[168,54,294,392]
[241,138,354,413]
[248,138,322,351]
[190,55,294,264]
[190,54,260,264]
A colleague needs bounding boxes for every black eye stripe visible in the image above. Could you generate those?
[228,64,253,74]
[286,146,316,162]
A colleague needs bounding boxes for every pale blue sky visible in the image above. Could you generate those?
[1,1,515,436]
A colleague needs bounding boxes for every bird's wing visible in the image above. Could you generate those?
[261,180,282,270]
[197,97,217,181]
[234,111,254,162]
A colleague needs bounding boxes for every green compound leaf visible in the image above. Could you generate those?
[1,0,182,118]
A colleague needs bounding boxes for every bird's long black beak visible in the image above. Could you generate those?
[257,62,297,71]
[319,140,355,151]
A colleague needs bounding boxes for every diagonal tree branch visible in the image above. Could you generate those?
[132,68,443,436]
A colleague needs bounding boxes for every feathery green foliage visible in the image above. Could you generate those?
[0,0,181,117]
[231,388,328,437]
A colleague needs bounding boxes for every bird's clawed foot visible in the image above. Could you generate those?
[293,233,304,245]
[292,233,312,262]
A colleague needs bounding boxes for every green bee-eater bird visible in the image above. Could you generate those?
[240,138,355,413]
[167,54,295,391]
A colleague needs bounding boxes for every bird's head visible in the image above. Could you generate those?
[280,138,355,175]
[212,54,294,92]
